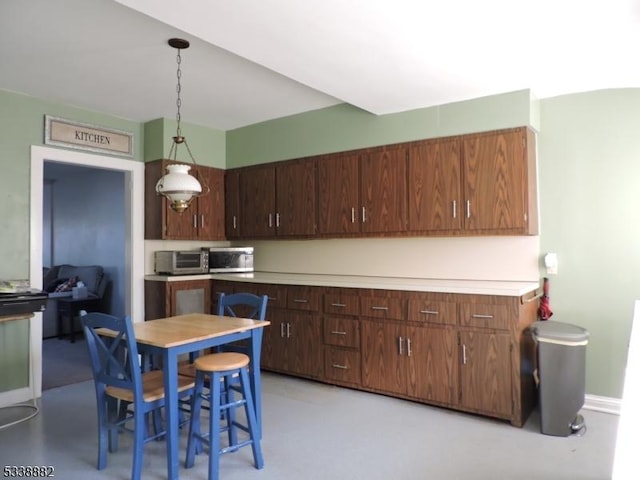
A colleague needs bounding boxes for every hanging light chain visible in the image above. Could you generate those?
[175,47,183,138]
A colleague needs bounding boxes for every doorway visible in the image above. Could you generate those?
[41,162,126,389]
[26,145,145,400]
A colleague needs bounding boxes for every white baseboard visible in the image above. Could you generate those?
[584,393,621,415]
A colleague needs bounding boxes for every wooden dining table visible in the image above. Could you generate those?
[100,313,269,480]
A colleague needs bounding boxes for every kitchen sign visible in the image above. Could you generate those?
[44,115,134,157]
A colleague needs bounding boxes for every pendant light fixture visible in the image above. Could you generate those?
[156,38,209,213]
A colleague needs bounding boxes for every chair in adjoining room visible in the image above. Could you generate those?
[184,351,264,480]
[81,312,195,480]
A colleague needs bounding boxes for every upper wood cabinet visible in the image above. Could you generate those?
[240,164,276,238]
[224,169,241,239]
[409,127,537,235]
[463,127,537,234]
[408,137,462,232]
[145,159,225,240]
[237,158,317,238]
[276,158,317,236]
[318,146,408,235]
[225,126,537,240]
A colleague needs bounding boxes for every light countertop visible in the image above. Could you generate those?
[145,271,540,297]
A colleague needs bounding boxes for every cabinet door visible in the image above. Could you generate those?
[318,152,360,234]
[169,280,211,316]
[462,129,526,232]
[240,165,276,237]
[458,330,512,418]
[360,147,408,233]
[361,320,406,395]
[276,159,317,236]
[407,325,458,404]
[408,138,462,231]
[197,166,225,240]
[224,169,241,238]
[288,311,323,378]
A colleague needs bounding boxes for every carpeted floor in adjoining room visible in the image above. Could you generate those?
[41,337,93,390]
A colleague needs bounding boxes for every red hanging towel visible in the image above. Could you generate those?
[538,277,553,320]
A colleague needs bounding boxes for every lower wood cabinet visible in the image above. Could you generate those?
[147,278,538,426]
[361,321,458,405]
[458,330,512,418]
[144,279,211,320]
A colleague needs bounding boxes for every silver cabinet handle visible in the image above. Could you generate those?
[466,200,471,219]
[371,306,388,311]
[330,330,347,335]
[351,207,355,223]
[276,212,280,227]
[452,200,457,219]
[472,314,494,319]
[462,344,467,365]
[268,213,273,228]
[232,215,237,229]
[331,302,346,308]
[201,214,205,228]
[280,322,285,338]
[192,215,197,228]
[407,338,412,357]
[332,364,348,370]
[362,206,366,223]
[268,296,278,302]
[286,322,291,338]
[419,310,439,315]
[398,336,404,356]
[292,298,308,303]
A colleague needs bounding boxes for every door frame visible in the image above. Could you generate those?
[26,145,144,400]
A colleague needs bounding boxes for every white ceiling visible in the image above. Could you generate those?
[2,0,640,131]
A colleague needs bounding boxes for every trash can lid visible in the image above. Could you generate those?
[530,320,589,345]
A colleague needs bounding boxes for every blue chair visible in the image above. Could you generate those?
[81,312,195,480]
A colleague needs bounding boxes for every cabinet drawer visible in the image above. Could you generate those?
[324,347,361,385]
[254,284,287,310]
[407,300,457,325]
[360,297,403,320]
[459,304,510,330]
[323,317,360,348]
[324,294,359,316]
[286,286,321,311]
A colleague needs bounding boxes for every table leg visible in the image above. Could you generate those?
[163,350,180,480]
[249,328,264,439]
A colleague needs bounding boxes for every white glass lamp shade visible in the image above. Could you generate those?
[155,164,202,213]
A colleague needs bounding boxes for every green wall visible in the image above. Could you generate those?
[538,89,640,397]
[227,89,537,167]
[143,117,226,168]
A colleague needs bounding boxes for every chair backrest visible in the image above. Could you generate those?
[81,312,142,398]
[217,292,268,321]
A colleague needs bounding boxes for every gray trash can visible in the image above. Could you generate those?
[530,320,589,436]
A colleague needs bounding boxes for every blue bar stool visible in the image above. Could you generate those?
[185,352,264,480]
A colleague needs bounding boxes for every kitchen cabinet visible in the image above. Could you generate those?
[144,279,211,321]
[360,145,408,233]
[199,277,539,427]
[323,290,361,386]
[409,127,537,235]
[318,146,407,235]
[458,330,512,418]
[145,159,225,240]
[408,137,462,232]
[240,164,275,238]
[361,320,458,405]
[239,159,317,238]
[224,169,241,239]
[462,127,537,234]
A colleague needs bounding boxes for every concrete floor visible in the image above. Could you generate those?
[0,372,619,480]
